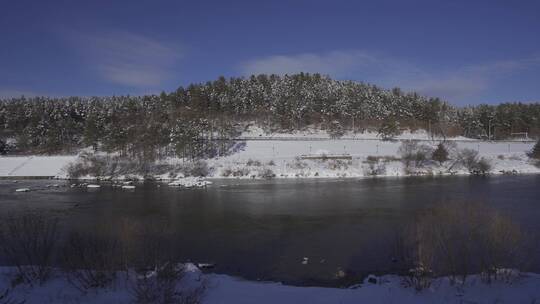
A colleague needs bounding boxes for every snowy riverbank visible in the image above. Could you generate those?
[1,265,539,304]
[0,130,538,180]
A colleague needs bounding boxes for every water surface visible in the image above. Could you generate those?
[1,175,539,286]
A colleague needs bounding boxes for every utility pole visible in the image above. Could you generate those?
[488,119,491,141]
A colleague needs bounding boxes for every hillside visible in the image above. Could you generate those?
[1,74,539,161]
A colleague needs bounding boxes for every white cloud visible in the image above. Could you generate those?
[68,30,181,87]
[240,51,540,103]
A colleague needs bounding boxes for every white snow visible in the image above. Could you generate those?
[86,184,101,189]
[168,177,213,188]
[15,188,30,192]
[0,266,539,304]
[204,272,540,304]
[0,155,77,177]
[206,138,538,179]
[0,132,537,180]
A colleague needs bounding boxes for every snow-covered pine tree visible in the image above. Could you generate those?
[528,138,540,159]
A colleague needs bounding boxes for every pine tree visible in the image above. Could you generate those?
[432,142,449,165]
[528,138,540,159]
[378,120,400,140]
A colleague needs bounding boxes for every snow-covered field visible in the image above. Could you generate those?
[0,131,538,179]
[0,155,77,177]
[1,266,539,304]
[205,138,538,178]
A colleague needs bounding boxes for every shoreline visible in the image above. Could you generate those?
[2,171,539,184]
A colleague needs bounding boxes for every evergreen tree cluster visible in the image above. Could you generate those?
[0,73,539,158]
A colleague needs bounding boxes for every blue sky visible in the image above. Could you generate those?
[1,0,539,105]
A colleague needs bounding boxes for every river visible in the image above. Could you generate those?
[1,175,539,286]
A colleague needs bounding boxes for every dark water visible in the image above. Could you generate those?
[0,175,539,286]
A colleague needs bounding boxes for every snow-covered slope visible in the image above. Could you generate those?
[0,132,537,179]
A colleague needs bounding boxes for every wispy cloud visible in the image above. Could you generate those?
[0,89,40,99]
[405,57,540,102]
[241,51,378,76]
[240,50,540,103]
[67,30,182,87]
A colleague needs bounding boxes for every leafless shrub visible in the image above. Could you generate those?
[123,223,206,304]
[363,158,386,176]
[187,160,210,177]
[497,154,505,160]
[392,226,434,291]
[220,168,233,177]
[130,263,206,304]
[478,213,523,283]
[130,263,184,304]
[452,149,492,174]
[0,213,58,285]
[116,220,176,274]
[327,159,349,170]
[398,140,433,170]
[455,148,479,172]
[475,157,492,174]
[0,288,24,304]
[246,159,262,166]
[403,265,433,292]
[258,168,275,179]
[509,154,522,161]
[267,160,276,166]
[443,141,459,157]
[66,152,116,178]
[62,232,120,292]
[66,161,89,179]
[289,157,308,169]
[223,167,250,177]
[408,202,524,285]
[66,152,178,179]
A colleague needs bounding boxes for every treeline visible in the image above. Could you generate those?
[0,73,539,158]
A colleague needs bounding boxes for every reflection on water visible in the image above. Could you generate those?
[0,175,539,286]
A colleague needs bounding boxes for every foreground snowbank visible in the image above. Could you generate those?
[1,266,539,304]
